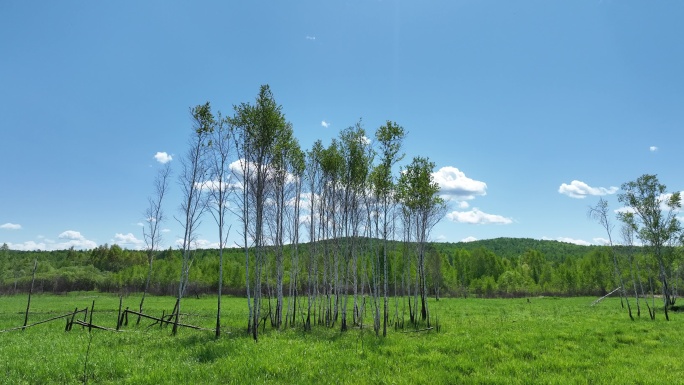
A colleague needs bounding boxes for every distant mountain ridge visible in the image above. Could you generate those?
[437,237,600,262]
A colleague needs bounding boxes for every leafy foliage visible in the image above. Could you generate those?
[4,236,679,300]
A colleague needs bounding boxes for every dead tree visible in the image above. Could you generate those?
[139,162,171,324]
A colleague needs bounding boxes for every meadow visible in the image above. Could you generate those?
[0,293,681,384]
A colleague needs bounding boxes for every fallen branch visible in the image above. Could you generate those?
[0,309,87,333]
[402,327,433,333]
[72,320,121,332]
[590,287,622,307]
[122,309,215,332]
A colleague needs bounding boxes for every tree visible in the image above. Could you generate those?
[0,243,8,282]
[617,174,682,320]
[520,249,544,286]
[304,140,324,331]
[371,121,405,336]
[621,222,644,317]
[230,105,254,334]
[138,162,171,323]
[284,143,305,328]
[397,156,447,326]
[207,111,232,338]
[338,122,373,332]
[319,139,344,328]
[232,84,290,341]
[588,198,633,319]
[426,246,444,299]
[267,122,298,329]
[172,102,213,335]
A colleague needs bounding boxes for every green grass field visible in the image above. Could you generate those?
[0,293,681,384]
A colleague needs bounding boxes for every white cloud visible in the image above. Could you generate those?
[229,159,246,178]
[306,36,316,40]
[6,241,47,251]
[321,120,330,128]
[432,166,487,200]
[0,223,22,230]
[614,206,634,214]
[593,237,611,245]
[161,228,171,233]
[556,237,592,246]
[59,230,85,240]
[461,236,478,243]
[542,236,591,246]
[175,238,220,249]
[650,146,658,152]
[112,233,144,249]
[5,230,97,251]
[446,208,513,225]
[558,180,618,199]
[228,158,260,187]
[457,201,470,209]
[154,152,173,164]
[197,176,243,194]
[225,158,299,191]
[57,230,97,249]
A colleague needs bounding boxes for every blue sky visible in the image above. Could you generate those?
[1,1,682,251]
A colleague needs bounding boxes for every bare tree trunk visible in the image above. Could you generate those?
[382,198,389,337]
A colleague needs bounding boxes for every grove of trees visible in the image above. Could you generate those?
[2,86,683,335]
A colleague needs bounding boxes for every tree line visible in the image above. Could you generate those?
[2,238,681,303]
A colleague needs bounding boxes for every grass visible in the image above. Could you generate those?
[0,293,682,384]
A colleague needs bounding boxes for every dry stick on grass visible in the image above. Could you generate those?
[68,307,81,331]
[590,287,622,307]
[82,308,88,330]
[73,320,121,332]
[22,259,38,331]
[122,309,216,332]
[1,308,87,333]
[116,296,123,331]
[88,300,95,332]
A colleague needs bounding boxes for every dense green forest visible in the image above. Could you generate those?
[2,238,680,299]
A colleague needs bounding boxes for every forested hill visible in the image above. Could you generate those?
[436,237,599,263]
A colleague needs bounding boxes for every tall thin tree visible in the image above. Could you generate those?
[338,123,372,332]
[304,140,324,331]
[207,112,232,338]
[172,102,213,335]
[372,121,405,336]
[139,162,171,324]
